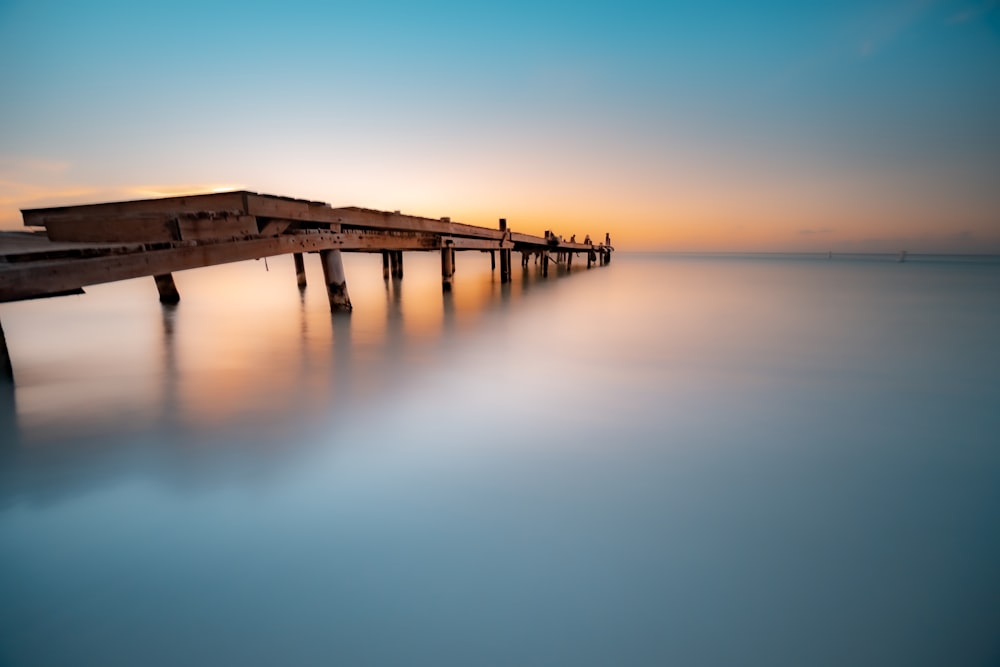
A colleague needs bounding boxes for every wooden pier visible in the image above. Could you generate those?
[0,191,614,381]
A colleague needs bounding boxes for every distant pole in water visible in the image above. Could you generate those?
[898,250,907,263]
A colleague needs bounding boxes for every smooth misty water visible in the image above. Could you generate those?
[1,253,999,666]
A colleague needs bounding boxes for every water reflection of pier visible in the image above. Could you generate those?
[0,248,596,503]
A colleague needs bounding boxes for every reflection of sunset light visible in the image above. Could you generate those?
[3,250,551,442]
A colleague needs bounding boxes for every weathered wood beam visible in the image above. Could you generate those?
[258,219,294,237]
[244,193,342,224]
[439,236,501,251]
[22,191,249,228]
[332,207,505,241]
[0,234,335,302]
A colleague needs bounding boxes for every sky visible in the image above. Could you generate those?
[0,0,998,252]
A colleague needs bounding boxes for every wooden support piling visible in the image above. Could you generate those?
[588,248,595,269]
[319,249,352,312]
[1,320,13,382]
[154,273,180,304]
[382,251,390,280]
[500,249,511,284]
[390,251,404,279]
[542,252,550,277]
[293,252,307,288]
[441,242,455,291]
[490,250,496,271]
[567,252,573,269]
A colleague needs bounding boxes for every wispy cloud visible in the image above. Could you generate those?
[854,0,936,59]
[799,228,834,236]
[948,0,998,24]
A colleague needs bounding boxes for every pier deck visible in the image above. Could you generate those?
[0,191,613,380]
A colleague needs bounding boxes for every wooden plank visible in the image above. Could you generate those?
[22,191,249,228]
[440,237,502,251]
[177,214,257,242]
[1,230,458,301]
[245,193,343,224]
[0,235,331,301]
[331,207,505,240]
[257,219,293,237]
[44,215,179,243]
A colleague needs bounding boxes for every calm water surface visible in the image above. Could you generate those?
[1,253,999,666]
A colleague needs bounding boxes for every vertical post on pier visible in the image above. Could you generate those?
[293,253,307,288]
[587,247,595,269]
[320,249,352,312]
[382,251,390,280]
[499,218,511,284]
[390,251,404,279]
[567,252,573,269]
[542,252,549,277]
[500,249,510,284]
[154,273,180,305]
[442,242,455,292]
[490,250,496,271]
[1,320,13,383]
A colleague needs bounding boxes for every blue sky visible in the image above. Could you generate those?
[1,0,998,250]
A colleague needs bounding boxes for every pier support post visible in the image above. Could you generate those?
[320,250,353,312]
[567,252,573,269]
[154,273,180,305]
[542,252,549,277]
[587,248,595,269]
[500,249,510,284]
[490,250,496,272]
[390,251,404,279]
[293,253,307,288]
[382,251,390,280]
[442,243,455,291]
[1,320,13,382]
